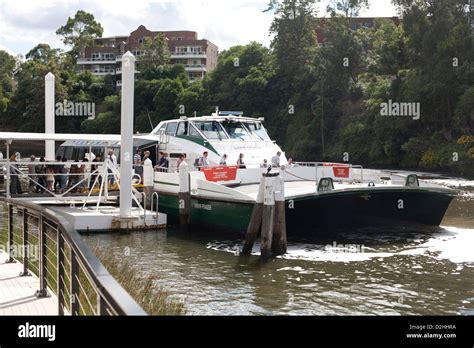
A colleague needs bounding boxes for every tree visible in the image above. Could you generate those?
[0,50,16,116]
[268,0,318,84]
[25,44,61,65]
[56,10,103,65]
[326,0,369,17]
[138,33,171,73]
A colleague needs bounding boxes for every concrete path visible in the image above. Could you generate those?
[0,251,58,315]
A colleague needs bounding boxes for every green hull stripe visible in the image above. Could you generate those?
[175,135,219,155]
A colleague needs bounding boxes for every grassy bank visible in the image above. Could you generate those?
[94,247,186,315]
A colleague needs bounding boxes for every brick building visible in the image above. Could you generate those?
[77,25,218,86]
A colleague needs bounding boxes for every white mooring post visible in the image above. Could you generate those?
[45,72,55,160]
[119,52,136,220]
[178,162,191,227]
[271,174,287,255]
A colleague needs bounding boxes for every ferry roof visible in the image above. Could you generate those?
[160,114,264,123]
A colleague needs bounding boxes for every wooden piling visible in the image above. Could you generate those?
[242,176,265,255]
[260,173,277,259]
[272,174,287,255]
[178,163,191,226]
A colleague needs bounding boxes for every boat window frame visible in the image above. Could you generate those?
[192,120,229,140]
[188,123,205,139]
[243,121,271,141]
[165,122,178,136]
[176,121,188,136]
[221,120,253,140]
[154,123,167,135]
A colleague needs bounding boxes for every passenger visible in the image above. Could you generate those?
[36,157,46,192]
[46,166,54,192]
[54,155,62,192]
[68,160,78,192]
[271,151,281,167]
[76,159,86,192]
[260,159,268,168]
[237,153,246,169]
[90,155,102,189]
[58,157,69,193]
[219,154,228,166]
[287,157,296,167]
[134,148,143,180]
[28,155,37,193]
[106,149,117,185]
[198,151,210,169]
[143,150,151,163]
[9,154,22,194]
[176,154,186,172]
[157,152,169,171]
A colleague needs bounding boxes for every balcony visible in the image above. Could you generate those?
[77,57,117,64]
[171,51,207,59]
[90,67,116,76]
[183,64,207,72]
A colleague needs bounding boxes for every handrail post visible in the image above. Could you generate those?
[57,232,65,315]
[35,215,48,297]
[70,252,79,315]
[97,295,108,315]
[5,203,14,263]
[19,208,29,276]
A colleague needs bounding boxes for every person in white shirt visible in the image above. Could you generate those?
[198,151,210,168]
[271,151,281,167]
[106,149,118,184]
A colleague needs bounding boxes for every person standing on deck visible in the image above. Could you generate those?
[157,152,169,171]
[271,151,281,167]
[198,151,210,169]
[219,154,228,166]
[237,153,246,169]
[134,148,143,180]
[176,154,186,172]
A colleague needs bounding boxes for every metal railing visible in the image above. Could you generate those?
[0,197,146,315]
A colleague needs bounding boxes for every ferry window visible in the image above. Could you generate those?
[221,121,251,140]
[154,124,166,135]
[193,121,227,140]
[165,122,178,136]
[188,124,204,139]
[176,121,188,136]
[246,122,271,141]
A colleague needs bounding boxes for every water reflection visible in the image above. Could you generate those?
[83,177,474,315]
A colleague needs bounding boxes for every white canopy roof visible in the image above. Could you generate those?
[0,132,122,142]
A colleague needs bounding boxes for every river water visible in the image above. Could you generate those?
[83,176,474,315]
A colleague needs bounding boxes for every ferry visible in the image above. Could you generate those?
[141,111,456,234]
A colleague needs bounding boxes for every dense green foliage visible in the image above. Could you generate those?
[0,1,472,176]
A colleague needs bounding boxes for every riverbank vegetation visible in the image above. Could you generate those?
[0,0,472,176]
[94,247,186,315]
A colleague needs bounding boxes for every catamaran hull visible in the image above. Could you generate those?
[156,188,455,236]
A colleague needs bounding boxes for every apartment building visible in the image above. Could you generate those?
[77,25,219,86]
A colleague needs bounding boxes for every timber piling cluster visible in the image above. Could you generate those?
[242,171,287,258]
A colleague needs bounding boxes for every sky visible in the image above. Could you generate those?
[0,0,398,57]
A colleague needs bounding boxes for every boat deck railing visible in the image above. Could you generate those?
[0,197,146,315]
